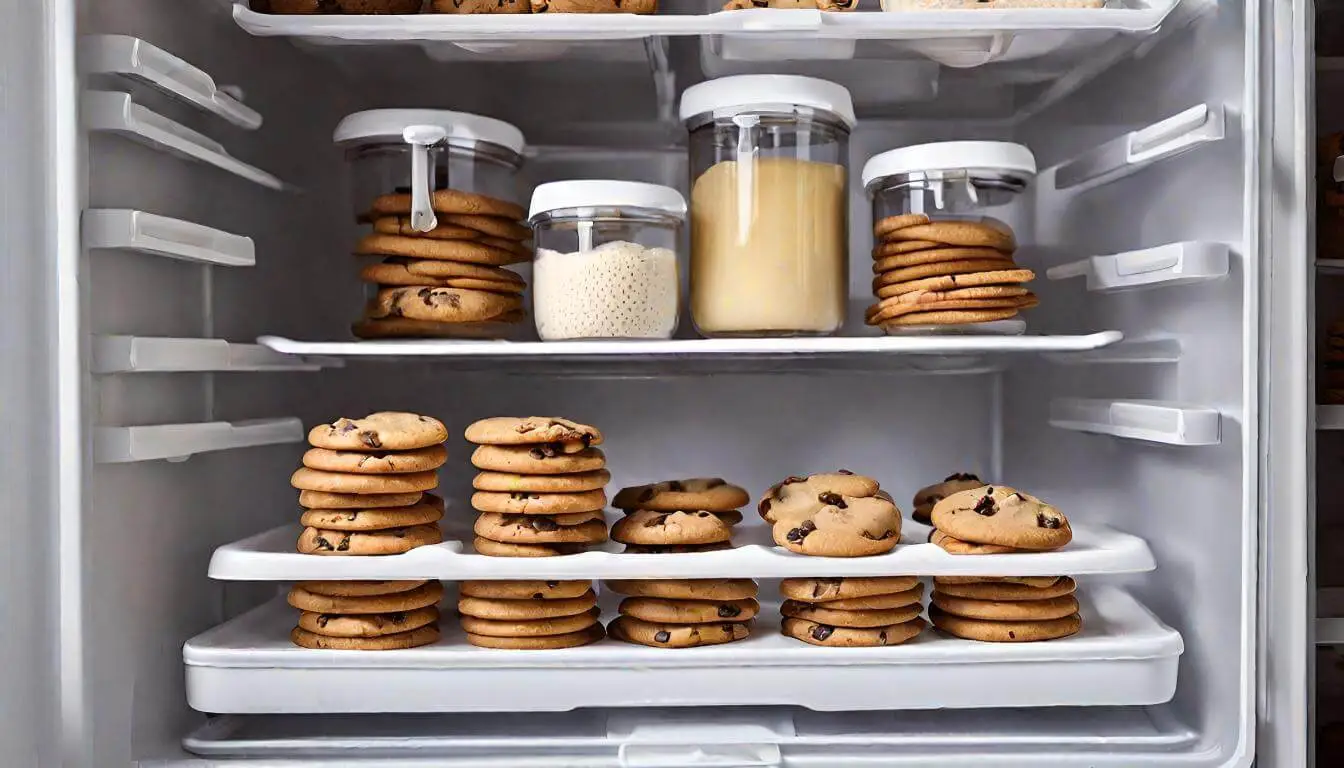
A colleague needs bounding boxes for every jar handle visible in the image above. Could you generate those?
[403,125,449,233]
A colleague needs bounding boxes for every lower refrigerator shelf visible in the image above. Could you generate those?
[184,587,1181,714]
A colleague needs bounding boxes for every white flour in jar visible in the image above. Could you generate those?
[533,240,679,340]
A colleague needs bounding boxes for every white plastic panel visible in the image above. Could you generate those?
[1043,337,1182,366]
[94,418,304,463]
[1048,399,1222,445]
[1045,242,1230,293]
[1047,104,1226,192]
[92,336,328,373]
[83,209,255,267]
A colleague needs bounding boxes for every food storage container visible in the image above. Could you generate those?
[528,180,686,341]
[334,109,526,231]
[862,140,1035,230]
[680,75,855,338]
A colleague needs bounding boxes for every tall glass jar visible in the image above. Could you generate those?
[680,75,855,338]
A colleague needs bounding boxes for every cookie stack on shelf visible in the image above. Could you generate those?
[910,472,985,525]
[926,484,1071,556]
[779,576,927,647]
[457,580,605,649]
[465,417,610,557]
[288,579,443,651]
[353,189,532,340]
[865,214,1038,331]
[758,471,902,557]
[291,412,448,555]
[609,478,749,553]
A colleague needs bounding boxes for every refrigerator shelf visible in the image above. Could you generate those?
[83,209,255,267]
[1045,103,1225,192]
[183,587,1182,714]
[1045,242,1230,293]
[92,336,332,374]
[1049,399,1222,446]
[94,418,304,463]
[1043,337,1181,366]
[208,521,1155,581]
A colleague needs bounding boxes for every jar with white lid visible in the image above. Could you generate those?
[680,75,855,338]
[528,180,685,341]
[334,109,526,232]
[861,141,1036,232]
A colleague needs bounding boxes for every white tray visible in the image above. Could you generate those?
[183,587,1182,713]
[208,520,1156,580]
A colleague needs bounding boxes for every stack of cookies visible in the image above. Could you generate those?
[291,413,448,555]
[911,471,985,525]
[457,580,605,649]
[609,478,750,553]
[465,417,610,557]
[779,576,927,647]
[758,471,902,557]
[288,579,443,651]
[929,576,1080,643]
[353,189,531,340]
[926,484,1071,556]
[865,214,1038,331]
[1323,320,1344,404]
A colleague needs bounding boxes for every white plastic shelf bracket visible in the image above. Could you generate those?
[1045,242,1229,293]
[95,418,303,463]
[1043,337,1182,366]
[83,209,255,267]
[81,35,262,129]
[1049,399,1221,446]
[84,91,283,190]
[1049,104,1225,192]
[92,336,330,373]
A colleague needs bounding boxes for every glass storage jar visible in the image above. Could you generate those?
[862,141,1035,233]
[680,75,855,338]
[528,180,685,341]
[334,109,526,231]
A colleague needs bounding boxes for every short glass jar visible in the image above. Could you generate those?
[528,180,686,341]
[862,141,1035,232]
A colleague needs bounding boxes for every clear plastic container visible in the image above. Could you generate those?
[528,180,686,341]
[680,75,855,338]
[862,141,1036,231]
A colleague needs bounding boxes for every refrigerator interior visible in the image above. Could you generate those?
[42,0,1265,764]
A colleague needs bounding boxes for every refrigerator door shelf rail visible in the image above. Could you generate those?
[1318,405,1344,431]
[80,35,262,129]
[83,209,255,267]
[1043,337,1182,366]
[1047,103,1225,192]
[1318,259,1344,274]
[1318,619,1344,646]
[1045,242,1229,293]
[92,336,333,374]
[94,418,304,463]
[1049,398,1221,446]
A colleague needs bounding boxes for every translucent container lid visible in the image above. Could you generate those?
[862,141,1036,190]
[678,75,857,129]
[333,108,526,156]
[528,180,687,222]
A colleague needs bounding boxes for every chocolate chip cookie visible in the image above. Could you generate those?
[608,616,752,648]
[297,606,440,638]
[932,576,1075,601]
[296,524,443,555]
[465,624,605,650]
[299,502,443,531]
[773,494,902,557]
[308,412,448,452]
[460,608,602,638]
[781,617,926,647]
[779,576,920,602]
[457,590,597,620]
[301,445,447,475]
[291,467,440,495]
[612,478,749,513]
[288,581,444,614]
[781,600,922,628]
[473,513,609,544]
[619,597,759,624]
[472,537,588,557]
[460,579,592,600]
[471,444,606,475]
[912,473,986,524]
[465,416,603,449]
[929,529,1020,555]
[471,489,607,515]
[299,490,425,509]
[929,606,1081,643]
[930,486,1072,551]
[758,471,882,524]
[930,592,1080,622]
[291,624,441,650]
[611,510,735,546]
[296,579,429,598]
[473,469,611,493]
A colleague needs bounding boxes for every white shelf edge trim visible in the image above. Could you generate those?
[82,209,255,267]
[1043,338,1182,366]
[1318,405,1344,431]
[1318,259,1344,274]
[1045,241,1229,293]
[1318,618,1344,646]
[1049,103,1225,191]
[80,35,262,129]
[84,91,283,190]
[1049,398,1221,446]
[94,418,303,463]
[92,336,331,373]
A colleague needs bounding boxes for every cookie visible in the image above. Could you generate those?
[300,489,424,509]
[781,617,926,647]
[297,524,443,556]
[877,285,1032,307]
[872,259,1020,290]
[623,542,733,554]
[356,233,525,267]
[439,214,532,242]
[929,606,1081,642]
[291,467,439,495]
[460,579,593,600]
[619,597,759,624]
[297,606,440,638]
[471,444,606,475]
[882,221,1016,251]
[532,0,658,11]
[779,576,920,602]
[465,416,604,448]
[611,510,735,546]
[932,592,1079,622]
[288,581,444,614]
[359,262,526,295]
[773,495,902,557]
[471,489,607,515]
[873,239,943,257]
[431,0,530,11]
[758,471,882,524]
[370,189,526,221]
[882,308,1023,328]
[608,616,751,648]
[473,537,588,557]
[612,478,749,513]
[803,586,924,611]
[781,599,921,628]
[872,247,1012,274]
[300,502,443,531]
[371,218,480,240]
[934,575,1061,588]
[867,298,1031,326]
[473,469,611,493]
[912,472,986,524]
[308,413,448,452]
[404,258,527,283]
[713,509,744,525]
[604,578,758,601]
[872,213,932,238]
[367,286,524,323]
[295,580,428,598]
[874,269,1036,299]
[473,513,609,544]
[291,625,440,650]
[465,624,605,649]
[930,486,1072,551]
[460,607,601,638]
[457,590,597,620]
[933,576,1076,601]
[301,445,447,475]
[352,316,523,340]
[929,529,1020,555]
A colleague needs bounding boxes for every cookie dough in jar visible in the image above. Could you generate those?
[680,75,855,337]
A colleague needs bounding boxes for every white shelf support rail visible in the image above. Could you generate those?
[80,35,262,129]
[1318,405,1344,431]
[1043,337,1182,366]
[92,336,332,374]
[84,91,284,190]
[83,209,256,267]
[94,418,304,464]
[1049,399,1221,446]
[1045,241,1229,293]
[1049,104,1225,192]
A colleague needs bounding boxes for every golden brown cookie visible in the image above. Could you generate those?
[608,616,751,648]
[779,576,920,602]
[931,592,1079,622]
[472,469,611,493]
[781,617,925,647]
[801,585,925,611]
[439,214,532,242]
[473,513,609,544]
[911,472,986,524]
[301,445,447,475]
[296,524,443,556]
[299,489,424,510]
[457,590,598,620]
[758,471,882,524]
[371,217,480,240]
[403,259,528,284]
[296,580,429,598]
[471,444,606,475]
[370,189,526,221]
[465,416,604,448]
[367,286,523,323]
[465,624,605,649]
[472,537,588,557]
[288,581,443,614]
[297,606,440,638]
[875,269,1036,299]
[781,600,921,628]
[929,529,1021,555]
[291,467,439,495]
[431,0,530,11]
[934,575,1061,588]
[866,298,1030,326]
[358,261,525,294]
[308,413,447,451]
[881,308,1023,328]
[300,503,443,532]
[612,478,750,513]
[356,233,525,267]
[604,578,759,601]
[459,608,601,638]
[882,221,1016,251]
[929,606,1081,643]
[459,580,593,600]
[932,576,1075,601]
[872,247,1012,274]
[873,239,944,257]
[291,624,440,650]
[619,597,759,624]
[873,213,932,239]
[930,486,1071,551]
[611,510,735,546]
[879,285,1032,306]
[471,489,607,515]
[773,495,902,557]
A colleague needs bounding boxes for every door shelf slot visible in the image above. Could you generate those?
[1047,103,1225,192]
[1045,242,1229,293]
[93,336,332,373]
[1049,398,1221,446]
[94,418,303,463]
[83,209,255,267]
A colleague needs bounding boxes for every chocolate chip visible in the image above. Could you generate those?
[336,535,351,551]
[654,630,671,643]
[861,530,896,541]
[718,604,742,618]
[706,478,726,488]
[642,514,668,528]
[389,612,407,624]
[579,433,592,448]
[759,498,773,515]
[811,625,834,641]
[697,511,710,518]
[346,511,359,521]
[359,430,382,449]
[313,535,335,551]
[974,493,997,516]
[812,578,841,598]
[878,630,888,644]
[818,492,846,508]
[394,185,411,194]
[532,592,545,599]
[945,472,980,482]
[1037,513,1062,529]
[317,614,332,627]
[541,443,560,457]
[531,518,558,532]
[1008,631,1016,639]
[783,476,808,486]
[510,493,538,500]
[529,447,546,459]
[786,520,817,543]
[837,469,854,475]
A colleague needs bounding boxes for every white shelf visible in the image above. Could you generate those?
[92,336,331,373]
[1043,337,1181,366]
[83,209,255,267]
[81,35,262,129]
[1050,399,1221,446]
[95,418,303,463]
[207,521,1155,581]
[1045,242,1229,293]
[84,91,283,190]
[183,587,1182,714]
[1047,103,1225,192]
[1320,405,1344,431]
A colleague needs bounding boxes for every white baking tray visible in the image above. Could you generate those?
[208,520,1156,581]
[184,586,1181,713]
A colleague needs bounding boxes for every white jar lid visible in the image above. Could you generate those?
[861,141,1037,189]
[333,109,526,155]
[529,180,688,222]
[678,75,857,130]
